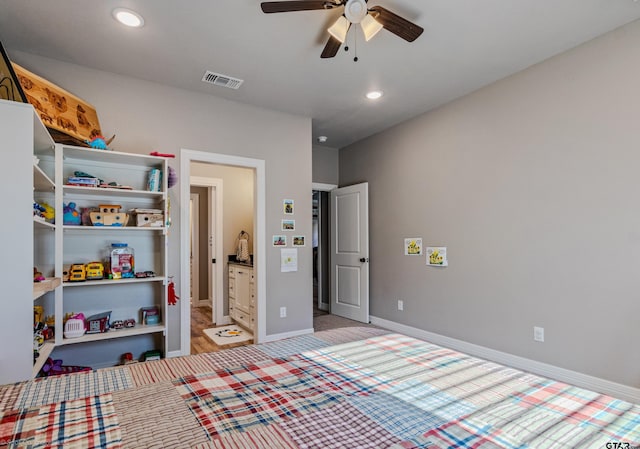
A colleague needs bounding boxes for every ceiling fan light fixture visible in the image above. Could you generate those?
[112,8,144,27]
[328,15,350,43]
[361,14,383,41]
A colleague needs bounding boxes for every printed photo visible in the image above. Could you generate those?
[292,236,305,246]
[281,219,295,231]
[272,235,287,246]
[283,199,294,215]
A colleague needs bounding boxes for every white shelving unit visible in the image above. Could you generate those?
[0,99,57,384]
[53,145,168,367]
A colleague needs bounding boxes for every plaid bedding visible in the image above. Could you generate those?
[1,327,638,448]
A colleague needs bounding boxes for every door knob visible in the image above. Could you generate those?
[359,257,368,263]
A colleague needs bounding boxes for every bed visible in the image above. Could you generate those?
[1,327,638,448]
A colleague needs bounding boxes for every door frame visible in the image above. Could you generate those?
[189,192,200,306]
[190,176,223,321]
[312,183,336,312]
[180,149,266,355]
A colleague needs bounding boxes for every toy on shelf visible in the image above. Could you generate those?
[85,261,104,280]
[63,313,85,338]
[40,202,55,223]
[85,311,112,334]
[33,202,46,221]
[121,352,138,365]
[33,267,45,282]
[68,264,86,282]
[85,134,115,150]
[63,202,81,225]
[130,208,164,227]
[90,204,129,226]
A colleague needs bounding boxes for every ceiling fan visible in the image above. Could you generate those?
[261,0,424,59]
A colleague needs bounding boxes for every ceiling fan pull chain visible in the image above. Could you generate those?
[353,23,359,62]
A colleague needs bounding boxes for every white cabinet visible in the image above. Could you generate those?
[0,99,56,384]
[228,264,255,333]
[52,145,168,367]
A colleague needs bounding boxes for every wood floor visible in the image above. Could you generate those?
[190,305,253,354]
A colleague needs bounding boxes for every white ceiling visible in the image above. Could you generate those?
[1,1,639,149]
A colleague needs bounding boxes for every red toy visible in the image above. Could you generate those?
[168,280,179,305]
[149,151,175,158]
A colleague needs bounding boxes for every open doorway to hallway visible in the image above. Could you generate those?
[312,189,331,318]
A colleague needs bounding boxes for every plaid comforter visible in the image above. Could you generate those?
[1,327,638,448]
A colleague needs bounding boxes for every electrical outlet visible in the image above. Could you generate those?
[280,307,287,318]
[397,300,404,311]
[534,326,544,342]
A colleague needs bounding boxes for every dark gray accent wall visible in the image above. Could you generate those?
[339,21,640,388]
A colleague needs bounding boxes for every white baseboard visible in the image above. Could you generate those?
[166,350,182,359]
[370,316,640,404]
[262,327,314,343]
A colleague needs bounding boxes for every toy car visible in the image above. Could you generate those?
[68,264,86,282]
[85,261,104,280]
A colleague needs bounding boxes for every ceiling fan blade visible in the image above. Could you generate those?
[261,1,339,14]
[321,35,342,58]
[368,6,423,42]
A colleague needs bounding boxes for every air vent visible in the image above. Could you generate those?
[201,71,244,90]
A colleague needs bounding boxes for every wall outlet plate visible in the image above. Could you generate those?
[534,326,544,342]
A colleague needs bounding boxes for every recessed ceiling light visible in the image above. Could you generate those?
[317,136,328,143]
[112,8,144,28]
[366,91,383,100]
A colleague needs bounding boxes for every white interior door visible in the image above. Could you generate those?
[330,182,369,323]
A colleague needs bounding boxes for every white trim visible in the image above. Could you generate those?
[312,182,337,192]
[262,327,314,343]
[370,316,640,404]
[190,176,223,324]
[166,350,182,359]
[189,192,200,306]
[180,149,266,356]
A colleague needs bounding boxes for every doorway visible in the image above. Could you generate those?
[190,177,222,325]
[312,183,336,317]
[180,149,266,356]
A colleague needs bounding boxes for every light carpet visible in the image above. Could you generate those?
[203,325,253,346]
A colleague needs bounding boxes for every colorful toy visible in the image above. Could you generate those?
[34,202,46,220]
[63,202,81,225]
[33,267,45,282]
[40,358,91,376]
[85,134,115,150]
[40,202,55,223]
[85,261,104,280]
[90,204,129,226]
[168,279,179,305]
[68,264,86,282]
[85,311,112,334]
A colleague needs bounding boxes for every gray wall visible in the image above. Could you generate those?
[339,21,640,388]
[12,51,313,351]
[312,145,339,185]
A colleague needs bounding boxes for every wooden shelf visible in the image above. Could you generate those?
[33,277,61,300]
[32,341,55,377]
[62,225,166,233]
[63,276,165,288]
[58,323,165,346]
[62,185,165,200]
